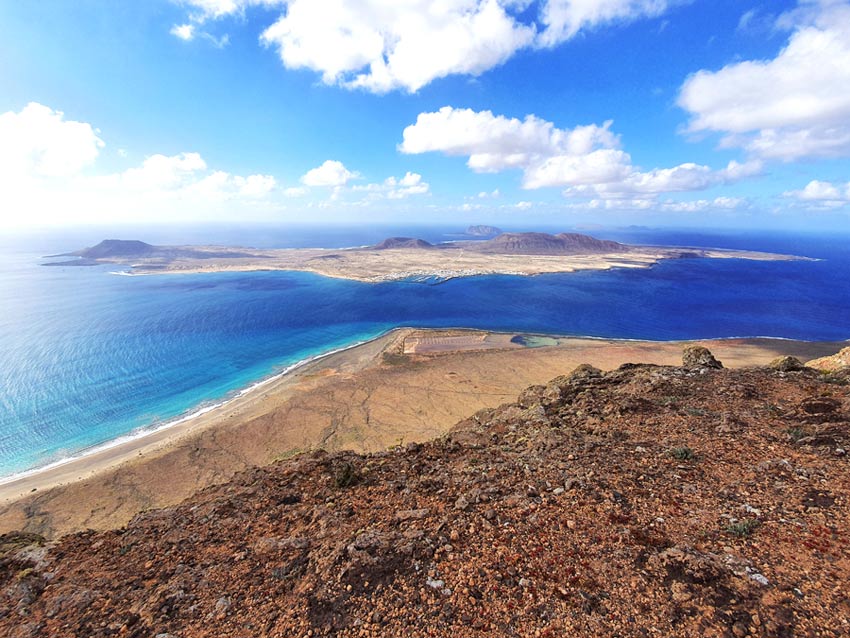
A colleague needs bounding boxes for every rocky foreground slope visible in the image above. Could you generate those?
[1,349,849,637]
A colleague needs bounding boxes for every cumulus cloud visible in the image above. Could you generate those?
[0,102,104,180]
[401,106,759,198]
[783,179,850,208]
[561,159,763,198]
[89,153,278,205]
[172,0,680,93]
[400,106,620,174]
[0,103,281,225]
[115,152,208,190]
[351,172,431,200]
[260,0,535,93]
[679,0,850,161]
[301,160,359,187]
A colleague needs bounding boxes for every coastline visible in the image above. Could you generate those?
[0,327,407,504]
[3,325,843,495]
[0,328,844,538]
[0,328,397,490]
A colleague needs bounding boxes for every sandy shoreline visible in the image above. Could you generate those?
[0,328,402,503]
[0,328,844,538]
[0,331,392,490]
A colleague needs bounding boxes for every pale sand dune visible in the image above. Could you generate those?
[0,328,843,539]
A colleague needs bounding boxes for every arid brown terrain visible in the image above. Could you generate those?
[1,348,848,637]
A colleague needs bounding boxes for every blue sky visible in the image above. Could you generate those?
[1,0,849,229]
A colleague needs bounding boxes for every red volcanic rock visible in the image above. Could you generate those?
[1,350,849,637]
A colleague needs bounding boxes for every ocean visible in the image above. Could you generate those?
[0,225,848,478]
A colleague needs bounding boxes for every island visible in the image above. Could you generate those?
[464,224,503,237]
[45,231,808,282]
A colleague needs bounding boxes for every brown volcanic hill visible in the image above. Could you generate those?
[370,237,434,250]
[470,232,626,255]
[2,352,849,637]
[74,239,158,259]
[44,240,160,267]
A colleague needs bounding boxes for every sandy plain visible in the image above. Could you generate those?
[0,327,843,539]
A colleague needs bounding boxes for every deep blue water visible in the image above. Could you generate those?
[0,225,848,477]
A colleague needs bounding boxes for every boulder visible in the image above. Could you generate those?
[682,346,723,370]
[768,356,805,372]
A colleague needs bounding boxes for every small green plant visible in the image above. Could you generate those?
[684,407,708,417]
[786,426,807,443]
[763,402,784,415]
[669,446,696,461]
[726,519,761,538]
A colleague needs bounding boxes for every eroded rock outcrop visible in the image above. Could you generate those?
[807,346,850,372]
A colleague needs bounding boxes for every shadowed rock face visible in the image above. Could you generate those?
[470,232,626,255]
[370,237,434,250]
[1,347,848,637]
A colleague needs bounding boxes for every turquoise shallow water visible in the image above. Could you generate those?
[0,226,848,477]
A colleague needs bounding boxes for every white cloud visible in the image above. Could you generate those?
[177,0,284,20]
[401,106,759,198]
[351,172,431,199]
[0,102,104,180]
[260,0,535,93]
[538,0,678,46]
[679,0,850,161]
[0,103,283,225]
[783,179,850,208]
[169,0,279,46]
[116,152,208,189]
[569,195,748,212]
[660,196,747,212]
[301,160,359,187]
[737,8,757,31]
[95,154,277,203]
[400,106,620,174]
[171,23,196,40]
[562,159,763,198]
[514,200,533,209]
[172,1,680,93]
